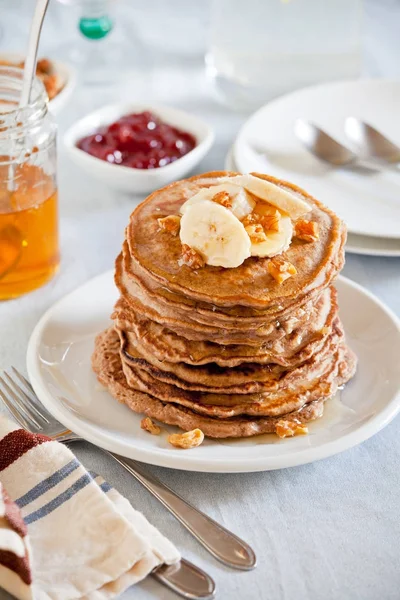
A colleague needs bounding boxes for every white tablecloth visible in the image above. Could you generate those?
[1,2,399,599]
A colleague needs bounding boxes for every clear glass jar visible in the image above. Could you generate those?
[207,0,362,112]
[0,66,59,300]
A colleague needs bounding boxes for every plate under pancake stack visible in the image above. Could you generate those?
[92,172,357,438]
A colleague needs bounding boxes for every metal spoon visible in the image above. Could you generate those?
[294,118,384,172]
[345,117,400,166]
[20,0,51,107]
[8,0,51,192]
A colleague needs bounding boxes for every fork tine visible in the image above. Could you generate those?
[11,367,54,423]
[4,372,49,424]
[0,375,42,430]
[12,367,35,394]
[12,367,49,415]
[0,386,32,430]
[10,368,75,439]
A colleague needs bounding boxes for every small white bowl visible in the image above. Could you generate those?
[0,52,76,115]
[63,102,215,194]
[46,58,77,115]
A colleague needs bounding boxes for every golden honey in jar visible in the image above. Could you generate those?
[0,66,59,300]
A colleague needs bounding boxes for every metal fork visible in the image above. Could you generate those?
[0,370,256,567]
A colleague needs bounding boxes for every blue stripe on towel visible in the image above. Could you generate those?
[88,471,111,493]
[24,473,92,525]
[16,459,80,508]
[100,481,112,493]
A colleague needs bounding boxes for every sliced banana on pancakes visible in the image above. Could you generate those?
[179,175,312,267]
[219,174,311,219]
[180,183,256,220]
[180,200,251,268]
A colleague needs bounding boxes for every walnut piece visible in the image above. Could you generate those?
[242,207,280,233]
[245,223,268,244]
[43,74,59,100]
[212,190,232,209]
[241,213,258,227]
[294,220,319,242]
[259,213,281,232]
[168,428,205,449]
[158,215,181,236]
[36,58,52,75]
[253,204,281,232]
[267,256,297,284]
[141,417,161,435]
[275,420,309,439]
[181,244,205,269]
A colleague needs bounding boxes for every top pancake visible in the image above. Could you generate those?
[126,171,346,309]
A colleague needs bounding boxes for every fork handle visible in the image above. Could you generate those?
[108,452,256,571]
[152,558,215,599]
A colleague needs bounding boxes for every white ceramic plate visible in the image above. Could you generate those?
[64,103,214,194]
[0,52,76,115]
[26,271,400,473]
[225,146,400,257]
[233,80,400,240]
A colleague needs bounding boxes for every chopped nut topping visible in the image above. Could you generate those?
[294,220,319,242]
[158,215,181,236]
[212,190,232,209]
[141,417,161,435]
[275,420,309,439]
[253,204,281,232]
[320,327,330,336]
[259,213,281,232]
[245,223,268,244]
[181,244,205,269]
[241,213,258,227]
[267,256,297,284]
[44,74,59,100]
[36,58,52,75]
[168,428,205,449]
[242,208,281,233]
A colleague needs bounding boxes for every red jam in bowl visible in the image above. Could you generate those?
[77,111,197,169]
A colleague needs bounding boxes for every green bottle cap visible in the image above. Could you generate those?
[79,15,113,40]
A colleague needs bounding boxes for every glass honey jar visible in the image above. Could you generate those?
[0,65,59,300]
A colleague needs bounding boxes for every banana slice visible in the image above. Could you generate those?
[180,199,251,268]
[180,184,255,220]
[219,174,311,218]
[250,214,293,257]
[230,187,257,220]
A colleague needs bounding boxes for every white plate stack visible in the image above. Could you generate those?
[226,80,400,257]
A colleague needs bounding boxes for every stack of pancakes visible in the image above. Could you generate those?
[92,172,356,438]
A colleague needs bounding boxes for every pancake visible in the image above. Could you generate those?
[114,282,335,347]
[120,242,322,327]
[113,288,338,367]
[117,319,343,394]
[92,327,329,438]
[91,170,356,440]
[120,336,353,418]
[117,246,318,335]
[126,171,346,310]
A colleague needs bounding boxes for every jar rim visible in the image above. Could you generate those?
[0,65,48,135]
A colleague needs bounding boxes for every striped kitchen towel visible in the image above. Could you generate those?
[0,416,180,600]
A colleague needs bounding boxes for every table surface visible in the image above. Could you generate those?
[1,2,400,599]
